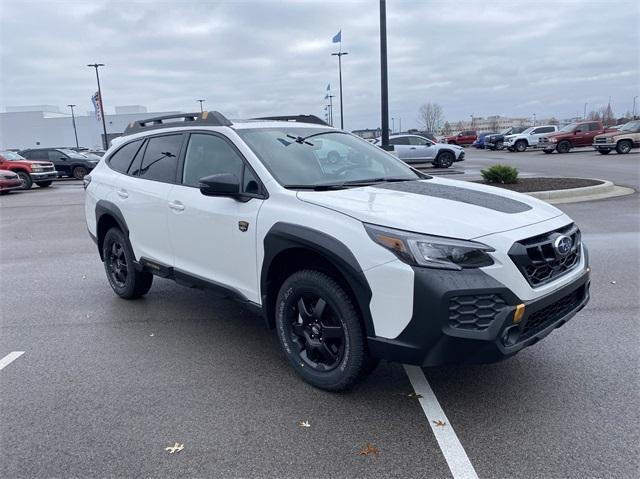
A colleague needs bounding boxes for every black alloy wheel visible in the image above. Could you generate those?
[102,227,153,299]
[289,295,345,371]
[72,166,88,179]
[16,171,32,190]
[435,151,454,168]
[107,240,128,288]
[275,270,376,391]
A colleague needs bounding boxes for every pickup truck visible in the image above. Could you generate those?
[445,130,477,146]
[0,151,58,189]
[505,125,559,152]
[539,121,616,154]
[592,120,640,155]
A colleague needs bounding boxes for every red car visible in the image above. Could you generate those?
[446,130,477,146]
[0,169,23,194]
[539,121,616,154]
[0,151,58,189]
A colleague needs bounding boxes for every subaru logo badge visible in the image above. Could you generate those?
[554,235,572,257]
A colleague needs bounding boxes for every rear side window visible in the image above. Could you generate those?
[28,150,48,160]
[138,134,182,183]
[182,134,244,187]
[108,140,143,174]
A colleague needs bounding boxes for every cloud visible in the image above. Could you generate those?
[1,0,638,131]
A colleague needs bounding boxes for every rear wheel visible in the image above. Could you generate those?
[616,140,632,154]
[515,140,527,152]
[36,181,52,187]
[16,171,33,190]
[435,151,454,168]
[72,166,88,179]
[556,141,571,154]
[275,270,376,391]
[496,140,504,150]
[102,227,153,299]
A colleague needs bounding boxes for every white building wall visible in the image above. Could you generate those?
[0,109,179,150]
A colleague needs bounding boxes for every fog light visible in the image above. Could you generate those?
[513,303,525,324]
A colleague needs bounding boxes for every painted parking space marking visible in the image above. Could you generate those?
[404,365,479,479]
[0,351,25,370]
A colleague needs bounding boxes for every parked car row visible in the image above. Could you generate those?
[591,120,640,155]
[0,150,58,191]
[19,148,100,179]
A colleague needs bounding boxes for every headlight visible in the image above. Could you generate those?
[364,224,494,270]
[31,167,43,172]
[607,137,616,143]
[550,137,557,142]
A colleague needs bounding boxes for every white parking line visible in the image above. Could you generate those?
[404,365,479,479]
[0,351,25,370]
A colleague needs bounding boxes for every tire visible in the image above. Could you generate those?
[275,269,376,391]
[598,149,611,155]
[616,140,632,154]
[496,141,504,150]
[0,190,10,195]
[36,181,53,187]
[102,227,153,299]
[543,150,553,154]
[15,171,32,190]
[72,166,88,179]
[556,141,571,154]
[435,151,454,168]
[515,140,527,152]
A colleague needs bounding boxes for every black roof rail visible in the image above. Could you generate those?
[251,115,330,126]
[123,111,232,135]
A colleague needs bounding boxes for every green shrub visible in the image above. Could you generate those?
[481,164,519,184]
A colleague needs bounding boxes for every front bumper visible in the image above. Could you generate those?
[0,179,23,191]
[368,260,590,366]
[592,143,615,151]
[455,151,465,162]
[30,171,58,181]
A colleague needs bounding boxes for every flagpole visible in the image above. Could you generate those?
[329,95,334,126]
[88,63,109,150]
[331,31,348,130]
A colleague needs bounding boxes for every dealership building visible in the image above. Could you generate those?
[0,105,179,151]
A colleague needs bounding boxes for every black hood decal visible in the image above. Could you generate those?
[373,181,532,214]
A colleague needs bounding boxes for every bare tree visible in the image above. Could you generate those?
[442,121,452,135]
[548,117,559,125]
[599,104,615,126]
[587,110,601,121]
[418,103,444,133]
[455,120,464,131]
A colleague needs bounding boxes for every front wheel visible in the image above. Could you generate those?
[496,141,505,150]
[616,140,632,154]
[435,151,454,168]
[102,227,153,299]
[275,270,377,391]
[556,141,571,154]
[16,171,33,190]
[36,181,53,187]
[515,140,527,152]
[72,166,88,179]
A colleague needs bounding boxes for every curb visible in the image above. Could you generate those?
[526,179,635,204]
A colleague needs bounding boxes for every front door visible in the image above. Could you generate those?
[407,135,435,161]
[167,132,265,303]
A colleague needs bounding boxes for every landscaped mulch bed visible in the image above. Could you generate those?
[475,177,603,193]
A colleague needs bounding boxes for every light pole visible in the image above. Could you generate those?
[533,113,536,126]
[392,117,395,133]
[327,94,335,126]
[67,104,79,149]
[583,102,588,119]
[197,99,206,113]
[633,96,638,118]
[87,63,109,150]
[379,0,390,149]
[469,114,474,130]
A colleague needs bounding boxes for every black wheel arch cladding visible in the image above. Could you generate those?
[95,200,130,260]
[261,222,375,336]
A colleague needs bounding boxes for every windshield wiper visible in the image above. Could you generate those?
[339,177,415,186]
[284,184,349,191]
[284,177,414,191]
[285,130,348,146]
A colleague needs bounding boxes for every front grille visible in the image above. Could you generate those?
[520,286,585,341]
[594,137,609,144]
[509,223,581,287]
[459,151,465,160]
[40,165,55,172]
[449,294,506,331]
[538,137,549,144]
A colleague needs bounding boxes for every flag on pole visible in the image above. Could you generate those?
[332,30,341,43]
[91,91,102,121]
[326,83,330,91]
[324,94,329,100]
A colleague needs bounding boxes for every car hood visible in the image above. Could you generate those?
[297,177,564,240]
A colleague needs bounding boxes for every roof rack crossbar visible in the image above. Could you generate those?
[251,115,329,126]
[123,111,232,135]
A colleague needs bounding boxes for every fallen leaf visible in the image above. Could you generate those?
[149,333,154,337]
[82,275,86,280]
[298,420,311,428]
[396,392,423,399]
[165,442,184,454]
[432,420,446,427]
[610,281,616,284]
[358,443,379,456]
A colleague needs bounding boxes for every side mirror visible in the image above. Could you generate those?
[199,173,240,197]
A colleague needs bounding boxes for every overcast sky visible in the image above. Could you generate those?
[1,0,638,130]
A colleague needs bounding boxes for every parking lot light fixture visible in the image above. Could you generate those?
[87,63,108,150]
[67,104,79,149]
[379,0,390,149]
[197,99,206,113]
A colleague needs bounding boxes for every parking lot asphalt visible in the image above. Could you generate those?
[1,147,638,478]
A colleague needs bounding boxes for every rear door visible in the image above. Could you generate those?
[167,131,265,302]
[119,133,184,266]
[389,136,411,160]
[529,126,555,146]
[47,150,71,176]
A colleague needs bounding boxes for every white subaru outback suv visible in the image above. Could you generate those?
[85,112,590,391]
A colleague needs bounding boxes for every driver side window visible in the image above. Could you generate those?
[408,136,428,146]
[182,133,244,187]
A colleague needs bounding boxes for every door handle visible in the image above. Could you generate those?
[168,201,185,212]
[116,189,128,199]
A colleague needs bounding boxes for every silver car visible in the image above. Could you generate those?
[373,134,464,168]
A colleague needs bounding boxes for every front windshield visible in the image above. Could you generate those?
[560,123,578,132]
[519,127,534,135]
[620,120,640,132]
[500,128,511,135]
[236,127,422,187]
[58,148,88,159]
[1,151,25,160]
